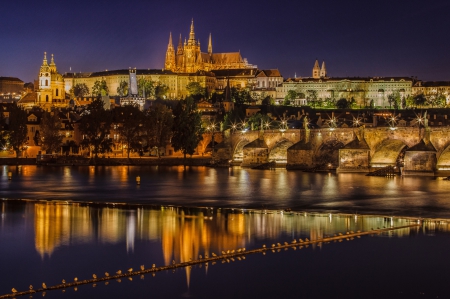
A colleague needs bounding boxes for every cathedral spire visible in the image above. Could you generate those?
[177,33,183,55]
[208,33,212,55]
[312,59,320,79]
[320,60,327,78]
[188,19,195,44]
[168,32,173,48]
[165,32,176,71]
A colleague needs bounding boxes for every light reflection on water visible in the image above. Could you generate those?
[3,166,450,297]
[1,201,450,298]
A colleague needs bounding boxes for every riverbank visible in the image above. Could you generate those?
[1,156,213,166]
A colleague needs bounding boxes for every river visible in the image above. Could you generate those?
[1,165,450,298]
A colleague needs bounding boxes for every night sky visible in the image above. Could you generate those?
[1,0,449,83]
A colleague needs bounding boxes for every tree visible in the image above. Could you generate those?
[92,79,109,96]
[336,98,349,109]
[171,97,203,159]
[284,90,297,106]
[154,84,169,99]
[6,103,28,157]
[222,108,245,131]
[115,105,144,158]
[307,90,318,107]
[388,90,401,109]
[70,83,90,98]
[78,98,113,160]
[186,82,206,101]
[40,110,64,154]
[138,78,154,99]
[247,113,272,130]
[261,95,274,105]
[413,93,427,108]
[231,88,252,105]
[143,103,173,157]
[117,81,128,97]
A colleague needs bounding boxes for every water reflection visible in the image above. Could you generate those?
[31,201,439,260]
[3,200,450,297]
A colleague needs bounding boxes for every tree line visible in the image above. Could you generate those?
[0,97,204,160]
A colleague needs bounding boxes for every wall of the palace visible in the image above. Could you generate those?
[276,78,413,107]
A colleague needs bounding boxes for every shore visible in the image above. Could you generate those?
[0,156,213,166]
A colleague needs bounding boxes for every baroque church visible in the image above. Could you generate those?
[36,52,66,109]
[164,20,253,73]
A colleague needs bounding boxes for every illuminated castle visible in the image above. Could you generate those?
[165,20,253,73]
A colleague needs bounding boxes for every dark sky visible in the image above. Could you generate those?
[1,0,449,83]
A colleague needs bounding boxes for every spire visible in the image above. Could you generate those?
[49,54,56,72]
[42,52,48,66]
[177,33,183,55]
[165,32,176,70]
[320,61,327,77]
[188,19,195,44]
[208,33,212,54]
[168,32,173,48]
[312,59,320,79]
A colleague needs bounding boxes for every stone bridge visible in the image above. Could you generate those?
[210,127,450,173]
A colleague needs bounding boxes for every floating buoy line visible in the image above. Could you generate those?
[0,224,420,298]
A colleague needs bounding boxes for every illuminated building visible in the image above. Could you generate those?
[36,52,66,110]
[0,76,23,101]
[277,60,414,107]
[164,20,254,73]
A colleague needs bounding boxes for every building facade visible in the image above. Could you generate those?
[277,61,413,107]
[36,52,66,110]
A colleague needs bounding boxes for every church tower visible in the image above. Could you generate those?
[38,52,52,106]
[312,59,320,79]
[37,52,66,110]
[320,61,327,78]
[165,32,176,71]
[184,19,201,73]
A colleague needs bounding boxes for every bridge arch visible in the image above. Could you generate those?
[268,139,294,163]
[232,138,251,162]
[314,139,345,168]
[370,139,407,168]
[436,144,450,170]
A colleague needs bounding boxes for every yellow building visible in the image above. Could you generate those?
[64,69,216,100]
[36,52,66,110]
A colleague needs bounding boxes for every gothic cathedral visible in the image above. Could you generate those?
[165,20,253,73]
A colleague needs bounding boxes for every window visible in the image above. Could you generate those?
[46,95,49,102]
[56,89,59,96]
[45,80,48,86]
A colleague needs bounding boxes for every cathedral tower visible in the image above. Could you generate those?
[312,59,320,79]
[184,19,201,73]
[165,32,176,71]
[320,61,327,78]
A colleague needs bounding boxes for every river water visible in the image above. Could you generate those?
[1,165,450,298]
